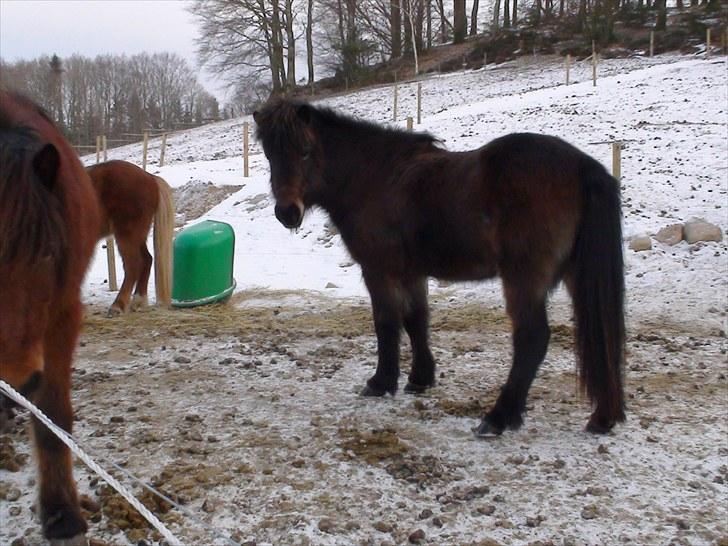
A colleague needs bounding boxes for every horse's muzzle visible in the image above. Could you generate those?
[274,202,304,229]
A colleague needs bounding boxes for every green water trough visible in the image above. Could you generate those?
[171,220,236,308]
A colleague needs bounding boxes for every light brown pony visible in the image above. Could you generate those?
[86,160,174,316]
[0,90,100,543]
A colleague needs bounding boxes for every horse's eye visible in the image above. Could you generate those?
[302,153,310,161]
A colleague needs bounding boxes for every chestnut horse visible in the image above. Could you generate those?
[86,160,174,316]
[255,99,626,436]
[0,91,99,542]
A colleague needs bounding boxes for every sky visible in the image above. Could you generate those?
[0,0,226,97]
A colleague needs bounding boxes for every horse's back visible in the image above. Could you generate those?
[87,160,159,236]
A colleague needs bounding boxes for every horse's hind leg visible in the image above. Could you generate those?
[35,303,87,541]
[360,272,403,397]
[402,278,436,393]
[475,282,550,437]
[132,243,153,310]
[108,236,141,317]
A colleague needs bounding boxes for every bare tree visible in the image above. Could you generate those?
[189,0,299,94]
[453,0,467,42]
[401,0,422,74]
[306,0,315,84]
[470,0,480,35]
[391,0,402,58]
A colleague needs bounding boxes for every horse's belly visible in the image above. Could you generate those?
[426,243,499,281]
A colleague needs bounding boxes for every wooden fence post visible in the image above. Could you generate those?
[417,83,422,124]
[566,54,571,85]
[483,51,487,68]
[706,28,711,58]
[106,237,118,292]
[393,83,399,122]
[243,121,250,178]
[141,130,149,171]
[612,142,622,181]
[592,41,597,87]
[159,132,167,167]
[650,31,654,57]
[98,133,116,291]
[406,116,413,131]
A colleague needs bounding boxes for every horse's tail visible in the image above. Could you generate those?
[153,176,174,307]
[571,158,626,431]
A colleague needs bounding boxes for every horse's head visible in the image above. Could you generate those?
[254,99,323,229]
[0,135,64,392]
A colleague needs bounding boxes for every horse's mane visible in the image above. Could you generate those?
[256,98,440,155]
[0,93,66,274]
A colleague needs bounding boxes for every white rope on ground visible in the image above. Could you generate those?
[0,379,183,546]
[102,459,240,546]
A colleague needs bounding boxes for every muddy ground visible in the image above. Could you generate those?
[1,292,726,546]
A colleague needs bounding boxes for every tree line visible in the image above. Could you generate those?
[0,52,220,150]
[191,0,719,109]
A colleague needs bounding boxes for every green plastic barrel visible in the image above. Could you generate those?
[171,220,236,308]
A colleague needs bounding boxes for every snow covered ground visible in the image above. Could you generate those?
[2,54,726,546]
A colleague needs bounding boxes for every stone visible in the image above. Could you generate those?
[373,521,393,533]
[318,518,335,533]
[6,488,21,501]
[654,223,683,246]
[325,282,339,289]
[418,509,433,520]
[629,235,652,251]
[408,529,426,544]
[581,505,598,520]
[684,219,723,244]
[477,505,496,516]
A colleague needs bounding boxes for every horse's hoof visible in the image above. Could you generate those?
[43,507,88,544]
[360,384,396,397]
[585,416,615,435]
[131,295,148,310]
[106,306,123,318]
[49,535,88,546]
[403,381,434,394]
[472,419,504,438]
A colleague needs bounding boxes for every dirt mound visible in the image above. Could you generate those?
[173,181,242,227]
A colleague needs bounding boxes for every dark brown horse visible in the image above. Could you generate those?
[0,90,100,542]
[255,99,626,436]
[86,160,174,316]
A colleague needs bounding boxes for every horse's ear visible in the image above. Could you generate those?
[252,111,260,124]
[32,143,60,190]
[296,103,312,124]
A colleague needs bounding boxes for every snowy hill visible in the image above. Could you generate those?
[84,54,727,334]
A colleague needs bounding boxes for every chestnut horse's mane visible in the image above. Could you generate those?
[0,92,67,275]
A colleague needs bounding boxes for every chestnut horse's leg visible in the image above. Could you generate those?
[132,243,153,309]
[475,282,550,437]
[360,272,403,397]
[108,235,142,316]
[402,278,436,393]
[34,302,87,541]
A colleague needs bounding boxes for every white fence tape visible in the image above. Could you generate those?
[0,379,183,546]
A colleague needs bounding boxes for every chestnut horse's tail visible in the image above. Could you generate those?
[153,176,174,307]
[571,159,626,429]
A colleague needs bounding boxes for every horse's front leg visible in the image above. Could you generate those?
[35,304,87,542]
[360,272,403,397]
[402,278,436,394]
